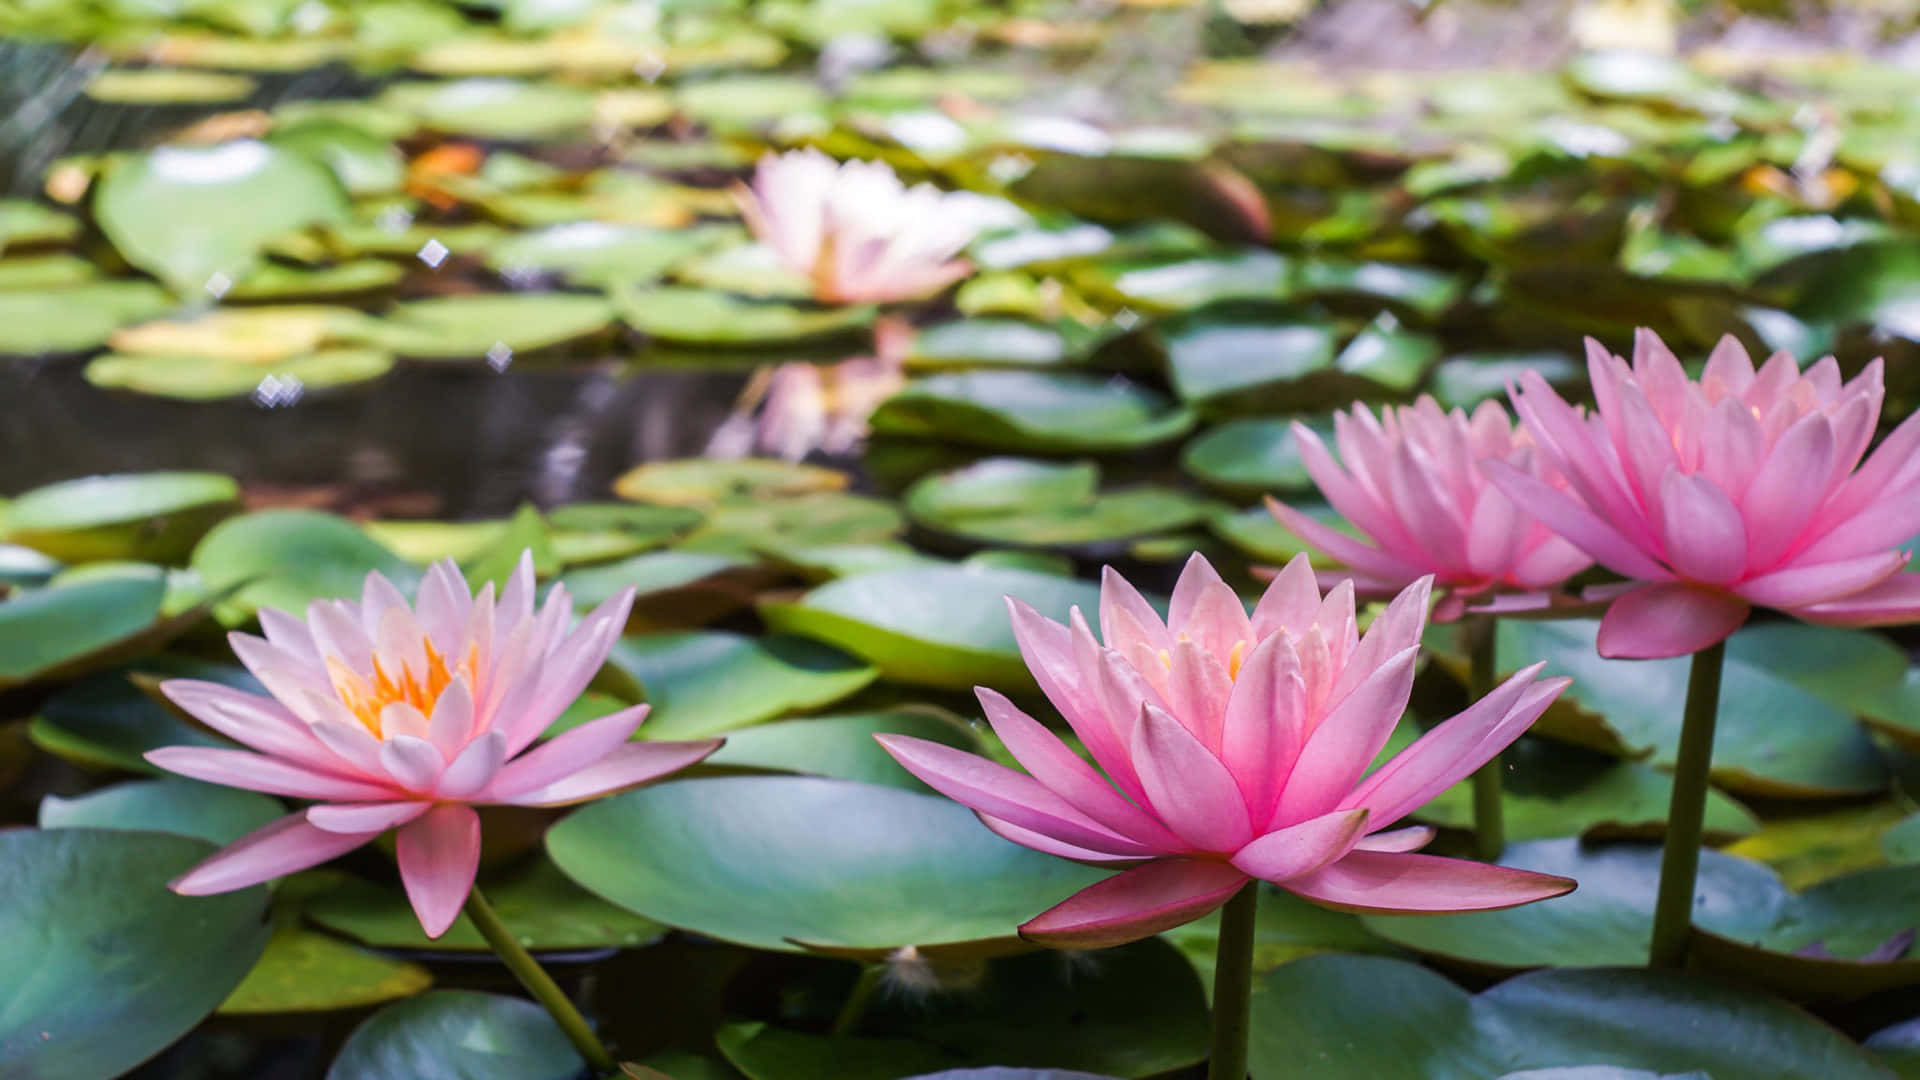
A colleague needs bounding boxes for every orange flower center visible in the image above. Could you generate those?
[327,638,478,739]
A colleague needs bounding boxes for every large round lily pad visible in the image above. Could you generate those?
[701,707,980,791]
[759,564,1106,690]
[0,572,201,689]
[6,471,238,563]
[868,371,1195,454]
[38,777,283,846]
[904,459,1219,549]
[325,991,583,1080]
[599,631,879,740]
[1179,415,1331,498]
[1249,953,1889,1079]
[546,776,1108,957]
[191,509,422,622]
[28,661,241,773]
[220,925,432,1015]
[0,829,271,1080]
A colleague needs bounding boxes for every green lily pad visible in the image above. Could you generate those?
[86,347,395,400]
[1161,884,1402,990]
[906,318,1094,370]
[227,259,406,300]
[1867,1018,1920,1079]
[759,564,1106,690]
[95,140,349,295]
[1156,304,1338,409]
[1250,954,1886,1079]
[869,371,1195,454]
[598,631,879,740]
[1482,620,1889,797]
[86,69,256,104]
[1296,259,1466,320]
[346,293,615,360]
[907,458,1099,518]
[561,551,769,629]
[547,776,1109,957]
[220,925,432,1015]
[269,121,407,196]
[0,571,207,689]
[0,198,79,251]
[7,471,238,564]
[613,284,876,345]
[679,493,904,553]
[191,509,422,622]
[305,858,666,953]
[38,777,283,846]
[1180,415,1332,498]
[325,991,583,1080]
[905,461,1218,549]
[380,78,597,139]
[716,940,1205,1079]
[675,75,829,127]
[487,222,741,286]
[669,241,815,299]
[0,281,174,355]
[28,660,242,773]
[1427,353,1582,409]
[612,458,848,506]
[0,829,271,1080]
[702,707,981,791]
[462,503,558,591]
[548,501,706,540]
[0,252,100,289]
[1077,250,1289,313]
[1209,501,1359,567]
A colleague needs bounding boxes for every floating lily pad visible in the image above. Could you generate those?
[703,707,981,791]
[347,293,615,360]
[560,551,768,629]
[674,75,829,127]
[0,571,210,689]
[0,829,270,1080]
[679,493,905,553]
[380,78,597,139]
[1249,953,1887,1079]
[95,140,349,295]
[269,121,407,196]
[1297,259,1465,319]
[1867,1018,1920,1079]
[547,776,1109,957]
[38,777,283,846]
[7,471,238,564]
[228,259,406,300]
[325,991,583,1080]
[87,348,395,401]
[906,318,1094,370]
[598,631,878,740]
[716,940,1205,1079]
[1179,415,1332,498]
[869,371,1194,454]
[549,500,706,539]
[1209,501,1358,566]
[191,509,422,622]
[614,284,876,345]
[28,660,242,773]
[0,198,79,251]
[905,460,1218,549]
[86,69,256,104]
[1077,250,1288,313]
[760,564,1106,690]
[613,458,848,506]
[486,222,741,287]
[220,925,432,1015]
[670,242,815,300]
[1161,884,1402,989]
[1428,353,1582,409]
[0,252,99,289]
[306,858,666,953]
[0,281,174,355]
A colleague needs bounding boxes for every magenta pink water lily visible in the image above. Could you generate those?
[736,149,980,306]
[1488,330,1920,659]
[1268,396,1592,620]
[146,555,721,937]
[878,553,1575,948]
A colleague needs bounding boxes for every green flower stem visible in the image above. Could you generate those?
[464,885,617,1076]
[831,962,887,1037]
[1209,881,1260,1080]
[1468,615,1506,862]
[1647,639,1728,971]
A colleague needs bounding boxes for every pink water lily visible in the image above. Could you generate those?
[146,555,720,937]
[736,149,980,305]
[1489,330,1920,659]
[877,554,1575,948]
[1268,396,1592,620]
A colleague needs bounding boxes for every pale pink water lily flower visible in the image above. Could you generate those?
[146,554,721,938]
[736,149,980,305]
[1489,330,1920,659]
[1267,396,1593,621]
[878,554,1575,948]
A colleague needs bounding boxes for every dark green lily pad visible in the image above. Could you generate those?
[1867,1017,1920,1079]
[759,564,1106,690]
[346,293,615,360]
[0,829,271,1080]
[1179,415,1333,498]
[1297,259,1466,319]
[1251,953,1885,1079]
[613,284,876,345]
[598,631,878,740]
[220,925,432,1015]
[559,550,755,610]
[0,281,174,355]
[1156,304,1338,409]
[702,707,981,791]
[95,140,349,295]
[28,660,242,773]
[306,858,666,953]
[869,371,1194,454]
[1077,250,1289,313]
[1209,501,1359,566]
[38,777,283,846]
[1161,884,1403,989]
[716,940,1205,1079]
[325,991,583,1080]
[7,471,238,564]
[547,776,1108,957]
[0,571,201,689]
[191,509,422,622]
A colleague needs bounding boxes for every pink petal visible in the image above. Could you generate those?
[499,588,636,755]
[1740,413,1834,571]
[1794,573,1920,626]
[1308,415,1424,559]
[437,731,507,800]
[1386,441,1470,571]
[484,704,647,800]
[1328,575,1431,706]
[159,679,340,770]
[1249,553,1322,639]
[1178,578,1255,666]
[491,738,720,808]
[1483,460,1671,582]
[1465,486,1524,580]
[1356,826,1434,853]
[1099,565,1170,656]
[145,746,397,802]
[1511,369,1657,551]
[1595,582,1750,659]
[1167,553,1230,636]
[1282,850,1576,914]
[379,735,445,793]
[307,800,430,834]
[1218,632,1308,823]
[170,812,378,895]
[1270,646,1418,827]
[1509,537,1593,589]
[1009,601,1149,806]
[977,689,1187,851]
[1018,858,1250,948]
[396,804,481,939]
[1230,808,1371,882]
[1264,498,1426,583]
[1734,551,1906,609]
[425,677,476,758]
[1658,471,1747,585]
[416,559,473,658]
[1164,640,1232,752]
[978,814,1149,865]
[1132,702,1253,853]
[1700,334,1755,397]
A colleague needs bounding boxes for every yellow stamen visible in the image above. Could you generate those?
[1157,648,1173,671]
[328,638,478,739]
[1227,640,1247,680]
